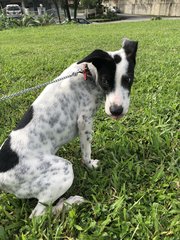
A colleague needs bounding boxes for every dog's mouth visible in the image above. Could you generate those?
[111,114,124,120]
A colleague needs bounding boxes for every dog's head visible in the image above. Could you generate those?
[78,38,138,119]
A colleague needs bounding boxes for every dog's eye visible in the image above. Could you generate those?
[123,75,131,82]
[121,75,131,89]
[101,76,110,91]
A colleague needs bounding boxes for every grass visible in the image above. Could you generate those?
[0,20,179,239]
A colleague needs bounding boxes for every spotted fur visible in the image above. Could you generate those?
[0,38,138,217]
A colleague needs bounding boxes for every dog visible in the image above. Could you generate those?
[0,38,138,218]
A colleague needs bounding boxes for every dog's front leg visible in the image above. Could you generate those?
[78,114,99,169]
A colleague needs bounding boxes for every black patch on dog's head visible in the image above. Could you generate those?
[122,38,138,65]
[121,75,132,90]
[78,49,116,93]
[15,105,33,130]
[0,137,19,172]
[114,54,121,64]
[122,39,138,91]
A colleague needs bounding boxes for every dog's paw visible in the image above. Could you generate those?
[65,195,85,206]
[29,202,46,218]
[53,196,85,214]
[85,159,100,169]
[91,159,100,169]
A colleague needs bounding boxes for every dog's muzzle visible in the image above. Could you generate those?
[109,105,124,119]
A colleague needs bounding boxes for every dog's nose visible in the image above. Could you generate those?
[110,105,123,116]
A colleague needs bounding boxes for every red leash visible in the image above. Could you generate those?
[83,64,88,80]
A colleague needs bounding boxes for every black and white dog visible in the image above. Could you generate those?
[0,38,138,217]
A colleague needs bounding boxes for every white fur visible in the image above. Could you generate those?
[105,49,130,117]
[0,42,137,217]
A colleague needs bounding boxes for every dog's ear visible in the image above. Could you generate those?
[78,49,116,91]
[77,49,114,70]
[122,38,138,63]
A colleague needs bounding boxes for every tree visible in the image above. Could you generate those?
[73,0,79,20]
[61,0,80,21]
[52,0,61,23]
[62,0,71,21]
[53,0,80,22]
[81,0,102,9]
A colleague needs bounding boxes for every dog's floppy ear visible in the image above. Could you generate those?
[77,49,114,70]
[122,38,138,63]
[78,49,116,91]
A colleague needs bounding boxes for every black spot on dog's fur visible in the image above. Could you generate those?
[114,54,121,64]
[0,137,19,172]
[97,62,116,93]
[15,106,34,130]
[78,49,116,93]
[121,75,131,90]
[123,39,138,65]
[122,40,138,92]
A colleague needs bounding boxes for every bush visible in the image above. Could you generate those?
[151,16,162,20]
[0,13,56,30]
[33,14,56,26]
[89,12,126,23]
[0,14,17,30]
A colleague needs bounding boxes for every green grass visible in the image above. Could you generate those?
[0,21,179,239]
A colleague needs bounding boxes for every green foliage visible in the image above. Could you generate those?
[151,16,162,21]
[90,12,125,22]
[0,14,17,30]
[0,13,55,30]
[81,0,99,8]
[0,20,179,239]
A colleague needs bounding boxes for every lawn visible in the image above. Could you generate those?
[0,20,179,240]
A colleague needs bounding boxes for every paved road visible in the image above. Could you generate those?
[96,14,180,24]
[121,17,180,22]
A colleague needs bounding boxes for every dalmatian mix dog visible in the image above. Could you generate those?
[0,38,138,218]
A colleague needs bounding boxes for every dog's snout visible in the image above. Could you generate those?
[109,105,123,116]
